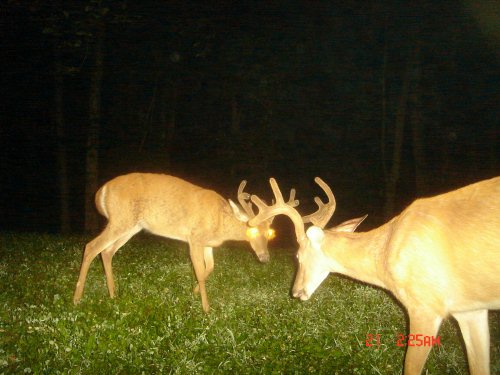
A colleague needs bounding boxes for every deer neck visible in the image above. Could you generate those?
[323,222,393,290]
[220,213,248,242]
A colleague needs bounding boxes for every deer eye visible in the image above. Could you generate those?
[266,228,276,240]
[246,227,260,239]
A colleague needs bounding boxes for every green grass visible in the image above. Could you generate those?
[0,233,498,374]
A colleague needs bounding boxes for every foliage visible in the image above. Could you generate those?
[2,233,498,374]
[2,2,498,233]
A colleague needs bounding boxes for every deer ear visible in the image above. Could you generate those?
[229,199,249,222]
[333,214,368,233]
[306,226,325,245]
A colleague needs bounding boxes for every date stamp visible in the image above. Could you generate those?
[366,333,441,347]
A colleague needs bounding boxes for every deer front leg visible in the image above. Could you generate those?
[204,247,214,278]
[193,247,214,295]
[189,244,210,313]
[452,309,490,375]
[403,310,443,375]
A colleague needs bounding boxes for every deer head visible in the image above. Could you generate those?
[248,177,354,298]
[232,180,274,263]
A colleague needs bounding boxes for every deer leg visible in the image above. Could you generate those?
[403,310,443,375]
[204,247,214,275]
[452,309,490,375]
[74,233,111,304]
[73,225,137,304]
[189,243,210,312]
[193,247,214,294]
[101,228,140,299]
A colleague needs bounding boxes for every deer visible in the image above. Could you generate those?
[73,172,296,312]
[248,176,500,375]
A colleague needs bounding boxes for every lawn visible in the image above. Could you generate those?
[0,233,498,374]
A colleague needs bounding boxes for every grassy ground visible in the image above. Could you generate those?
[0,233,498,374]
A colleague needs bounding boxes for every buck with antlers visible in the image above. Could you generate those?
[249,176,500,375]
[73,173,296,312]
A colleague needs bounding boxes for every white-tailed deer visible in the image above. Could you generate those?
[73,173,296,312]
[249,176,500,375]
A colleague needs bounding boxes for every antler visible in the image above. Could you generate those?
[239,179,298,219]
[284,185,299,208]
[237,180,256,218]
[301,177,336,228]
[249,177,336,244]
[249,178,305,243]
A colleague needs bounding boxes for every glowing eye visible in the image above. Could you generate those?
[246,227,260,239]
[266,229,276,240]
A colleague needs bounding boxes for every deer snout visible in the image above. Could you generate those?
[258,252,270,263]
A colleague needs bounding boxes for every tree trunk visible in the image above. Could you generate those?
[230,94,241,136]
[159,85,177,168]
[53,40,70,234]
[380,18,388,183]
[84,20,105,234]
[383,47,415,219]
[410,43,426,196]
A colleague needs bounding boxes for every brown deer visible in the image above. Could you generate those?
[249,176,500,374]
[73,173,296,312]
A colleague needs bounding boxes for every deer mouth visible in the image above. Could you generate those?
[258,252,270,263]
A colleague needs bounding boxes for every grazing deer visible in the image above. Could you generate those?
[249,176,500,375]
[73,173,295,312]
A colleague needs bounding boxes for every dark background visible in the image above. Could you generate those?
[1,1,498,237]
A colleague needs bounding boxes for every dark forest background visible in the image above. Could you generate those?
[1,1,498,237]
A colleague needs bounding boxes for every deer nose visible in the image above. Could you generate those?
[258,252,270,263]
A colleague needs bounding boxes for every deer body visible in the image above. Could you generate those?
[250,176,500,375]
[95,174,247,246]
[73,173,275,312]
[370,180,497,311]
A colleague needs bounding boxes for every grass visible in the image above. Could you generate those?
[0,233,498,374]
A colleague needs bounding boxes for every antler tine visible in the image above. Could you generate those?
[270,187,298,207]
[237,180,256,218]
[301,177,336,228]
[288,188,299,207]
[269,178,285,203]
[250,178,306,243]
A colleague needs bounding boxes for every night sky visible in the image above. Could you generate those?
[1,1,498,234]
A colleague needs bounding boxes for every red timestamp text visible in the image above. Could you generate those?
[365,333,441,348]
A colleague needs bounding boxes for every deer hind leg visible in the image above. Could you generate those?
[189,244,211,312]
[101,227,141,299]
[403,310,443,375]
[73,224,139,304]
[452,309,490,375]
